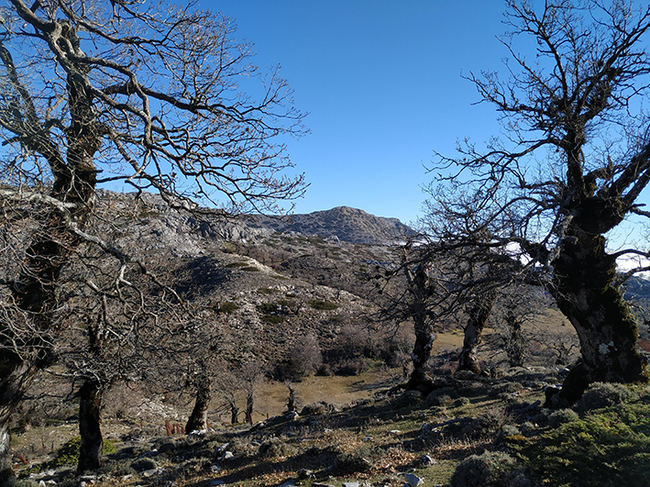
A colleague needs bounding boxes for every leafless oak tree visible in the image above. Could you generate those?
[427,0,650,404]
[0,0,305,481]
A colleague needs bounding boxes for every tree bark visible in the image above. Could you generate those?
[405,261,436,392]
[1,407,14,487]
[286,383,296,413]
[186,377,211,432]
[506,312,525,368]
[0,355,37,486]
[245,392,253,424]
[406,302,436,392]
[457,292,495,375]
[77,379,104,473]
[230,403,239,425]
[550,226,648,404]
[0,22,100,481]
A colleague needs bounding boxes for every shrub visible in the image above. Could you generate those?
[450,450,518,487]
[49,436,118,468]
[261,314,283,324]
[332,445,378,474]
[221,242,237,253]
[454,397,472,407]
[130,457,157,472]
[575,382,637,413]
[334,358,368,376]
[287,334,322,378]
[547,408,579,428]
[258,437,294,458]
[308,299,338,310]
[509,402,650,486]
[424,387,458,407]
[216,301,239,314]
[257,302,280,314]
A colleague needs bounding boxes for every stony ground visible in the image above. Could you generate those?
[14,367,649,487]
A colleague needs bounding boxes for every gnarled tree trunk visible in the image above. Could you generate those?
[505,311,525,368]
[0,405,14,487]
[550,226,647,404]
[186,376,211,432]
[405,260,436,392]
[0,21,100,482]
[406,301,436,392]
[245,392,254,424]
[229,403,239,425]
[457,292,495,375]
[77,379,104,473]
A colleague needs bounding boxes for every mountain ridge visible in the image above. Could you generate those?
[248,205,416,245]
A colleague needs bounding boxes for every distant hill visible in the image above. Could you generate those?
[623,275,650,304]
[249,206,415,245]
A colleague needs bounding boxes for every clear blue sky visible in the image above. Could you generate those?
[198,0,650,247]
[202,1,505,225]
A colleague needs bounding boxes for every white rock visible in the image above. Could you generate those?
[403,473,423,486]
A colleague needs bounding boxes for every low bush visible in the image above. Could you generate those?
[547,408,579,428]
[261,314,283,324]
[257,302,280,314]
[308,299,338,310]
[508,402,650,486]
[49,436,118,468]
[258,437,294,458]
[216,301,239,314]
[332,444,378,474]
[575,382,637,413]
[450,450,518,487]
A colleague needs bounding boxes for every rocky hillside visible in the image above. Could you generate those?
[249,206,416,245]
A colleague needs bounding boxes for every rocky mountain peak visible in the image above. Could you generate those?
[250,206,415,245]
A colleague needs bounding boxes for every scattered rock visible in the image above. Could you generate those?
[142,467,162,478]
[418,454,436,466]
[403,472,424,486]
[213,443,229,457]
[297,468,314,479]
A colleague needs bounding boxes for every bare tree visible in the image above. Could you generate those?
[457,290,496,375]
[427,0,650,404]
[0,0,305,481]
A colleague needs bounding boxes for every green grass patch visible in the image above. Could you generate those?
[21,436,118,475]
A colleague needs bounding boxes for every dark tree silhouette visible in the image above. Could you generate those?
[427,0,650,404]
